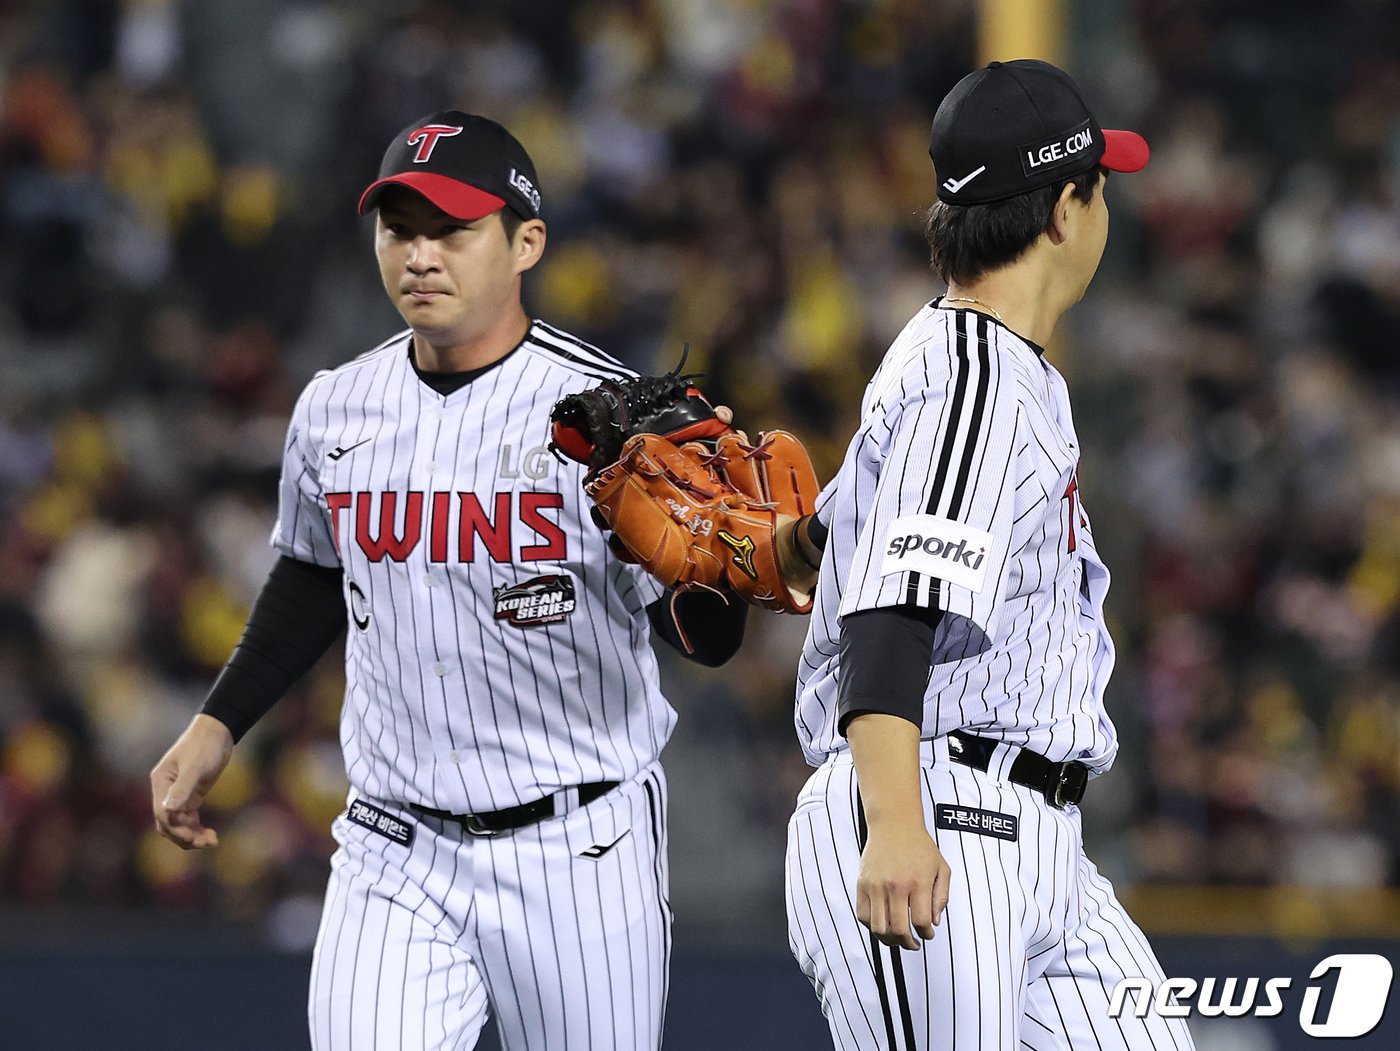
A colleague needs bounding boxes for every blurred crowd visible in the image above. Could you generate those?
[0,0,1397,947]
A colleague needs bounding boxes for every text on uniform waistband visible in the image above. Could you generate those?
[348,799,415,846]
[935,803,1018,841]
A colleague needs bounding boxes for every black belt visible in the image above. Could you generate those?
[410,780,619,836]
[947,731,1089,809]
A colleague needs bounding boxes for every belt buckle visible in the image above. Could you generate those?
[1050,762,1088,809]
[462,813,501,837]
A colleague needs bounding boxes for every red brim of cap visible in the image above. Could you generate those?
[357,172,507,219]
[1101,129,1150,173]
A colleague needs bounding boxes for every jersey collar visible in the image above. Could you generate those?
[929,297,1047,357]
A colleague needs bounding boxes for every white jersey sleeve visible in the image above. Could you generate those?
[838,310,1018,645]
[271,379,342,568]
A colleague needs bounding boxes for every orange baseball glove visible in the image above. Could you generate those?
[583,430,820,613]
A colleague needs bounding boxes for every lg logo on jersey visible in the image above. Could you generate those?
[499,443,553,480]
[1109,954,1393,1037]
[325,491,568,563]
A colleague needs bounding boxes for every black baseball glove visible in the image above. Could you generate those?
[549,351,730,476]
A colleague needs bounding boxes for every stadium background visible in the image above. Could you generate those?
[0,0,1398,1047]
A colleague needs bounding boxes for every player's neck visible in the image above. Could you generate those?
[946,260,1072,350]
[412,306,532,374]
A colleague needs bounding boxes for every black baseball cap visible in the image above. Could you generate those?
[358,110,542,221]
[930,59,1149,205]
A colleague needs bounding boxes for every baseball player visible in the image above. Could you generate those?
[782,61,1198,1049]
[148,111,747,1050]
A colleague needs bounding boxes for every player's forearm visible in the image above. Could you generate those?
[835,605,940,734]
[846,714,925,828]
[839,605,939,827]
[776,514,825,595]
[201,556,346,741]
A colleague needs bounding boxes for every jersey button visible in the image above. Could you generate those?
[449,750,460,764]
[433,662,447,677]
[423,573,435,588]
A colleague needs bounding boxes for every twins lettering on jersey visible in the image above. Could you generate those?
[325,490,567,563]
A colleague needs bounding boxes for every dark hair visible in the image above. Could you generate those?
[499,207,524,243]
[925,167,1104,285]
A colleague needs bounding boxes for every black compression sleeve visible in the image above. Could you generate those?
[648,588,749,667]
[201,556,346,742]
[805,513,829,551]
[836,605,943,736]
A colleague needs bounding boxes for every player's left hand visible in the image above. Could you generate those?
[150,714,234,850]
[855,821,952,951]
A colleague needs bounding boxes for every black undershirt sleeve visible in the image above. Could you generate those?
[648,588,749,667]
[201,556,346,742]
[805,513,829,552]
[836,605,943,736]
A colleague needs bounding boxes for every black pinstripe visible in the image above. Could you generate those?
[854,789,917,1049]
[903,315,973,605]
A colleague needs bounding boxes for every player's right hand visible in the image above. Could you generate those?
[150,714,235,850]
[855,822,952,951]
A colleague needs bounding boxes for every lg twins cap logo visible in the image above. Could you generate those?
[407,124,463,163]
[493,574,576,627]
[508,167,541,211]
[1021,118,1095,176]
[881,513,994,593]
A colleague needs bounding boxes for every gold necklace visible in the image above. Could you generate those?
[943,295,1005,324]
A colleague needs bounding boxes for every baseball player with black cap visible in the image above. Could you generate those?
[783,61,1196,1049]
[149,110,746,1050]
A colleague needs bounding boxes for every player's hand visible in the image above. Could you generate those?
[712,404,752,443]
[150,714,235,850]
[855,820,952,950]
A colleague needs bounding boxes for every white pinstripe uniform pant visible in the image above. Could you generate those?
[786,740,1196,1051]
[309,763,671,1050]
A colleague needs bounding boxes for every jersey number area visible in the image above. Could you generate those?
[325,490,568,563]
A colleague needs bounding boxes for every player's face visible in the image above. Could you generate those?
[374,189,542,344]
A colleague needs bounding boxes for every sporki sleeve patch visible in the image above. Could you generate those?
[880,513,995,594]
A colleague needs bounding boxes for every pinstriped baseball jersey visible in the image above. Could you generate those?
[795,303,1118,770]
[273,319,669,814]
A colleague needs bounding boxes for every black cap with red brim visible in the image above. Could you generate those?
[358,111,542,221]
[930,59,1149,205]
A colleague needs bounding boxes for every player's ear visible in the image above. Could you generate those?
[514,219,547,274]
[1046,182,1079,246]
